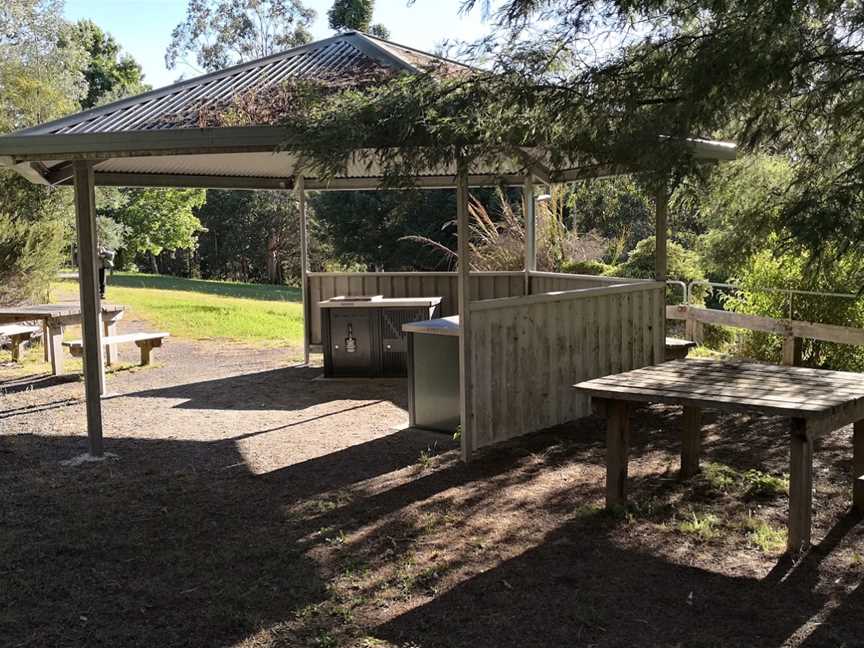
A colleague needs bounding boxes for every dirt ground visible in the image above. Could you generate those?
[2,316,864,648]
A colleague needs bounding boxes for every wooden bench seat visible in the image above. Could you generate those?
[64,332,169,366]
[665,336,698,361]
[0,324,40,362]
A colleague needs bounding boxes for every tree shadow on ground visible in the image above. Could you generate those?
[120,365,409,412]
[1,400,861,647]
[372,507,863,648]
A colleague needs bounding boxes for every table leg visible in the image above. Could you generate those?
[48,324,65,376]
[606,400,631,508]
[853,420,864,512]
[42,325,50,362]
[103,319,117,366]
[680,406,702,479]
[788,418,814,553]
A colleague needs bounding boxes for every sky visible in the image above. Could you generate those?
[62,0,492,90]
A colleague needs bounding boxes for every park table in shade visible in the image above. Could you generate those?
[0,303,125,375]
[574,358,864,553]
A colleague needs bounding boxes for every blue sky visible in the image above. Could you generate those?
[62,0,491,89]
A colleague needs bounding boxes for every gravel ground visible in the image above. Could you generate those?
[2,316,863,647]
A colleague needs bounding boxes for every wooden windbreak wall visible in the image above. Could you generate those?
[527,271,653,295]
[306,271,525,346]
[464,281,666,454]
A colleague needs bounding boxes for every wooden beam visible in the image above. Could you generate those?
[854,420,864,512]
[654,183,668,282]
[45,161,75,185]
[72,160,105,456]
[782,336,803,367]
[788,418,814,552]
[523,175,537,273]
[667,305,864,348]
[91,172,295,191]
[605,399,631,507]
[456,158,473,462]
[680,406,702,478]
[297,176,310,366]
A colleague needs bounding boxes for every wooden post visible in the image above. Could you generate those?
[456,160,473,462]
[605,399,630,507]
[782,336,802,367]
[680,406,702,478]
[854,420,864,512]
[788,418,813,552]
[103,319,117,366]
[523,175,536,295]
[654,183,668,362]
[297,176,310,366]
[654,183,668,283]
[47,323,65,375]
[73,160,105,456]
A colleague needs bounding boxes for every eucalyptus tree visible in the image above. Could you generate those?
[166,0,316,74]
[328,0,389,38]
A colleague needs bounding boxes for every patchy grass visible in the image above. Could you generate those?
[702,462,788,499]
[740,513,787,555]
[51,273,304,347]
[677,510,721,541]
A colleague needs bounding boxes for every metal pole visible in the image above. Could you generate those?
[456,159,472,462]
[73,161,105,456]
[298,176,310,366]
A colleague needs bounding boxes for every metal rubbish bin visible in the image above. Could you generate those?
[320,296,442,377]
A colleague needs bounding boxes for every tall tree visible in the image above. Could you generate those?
[66,20,148,107]
[166,0,315,74]
[102,189,207,273]
[453,0,864,268]
[328,0,388,38]
[0,0,85,302]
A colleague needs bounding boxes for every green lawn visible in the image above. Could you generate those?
[51,273,305,348]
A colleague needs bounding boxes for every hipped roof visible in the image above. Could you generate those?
[0,32,736,191]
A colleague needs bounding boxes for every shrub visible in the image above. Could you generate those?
[723,248,864,371]
[0,212,65,306]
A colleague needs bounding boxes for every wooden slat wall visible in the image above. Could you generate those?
[528,270,652,295]
[306,272,525,345]
[465,282,666,454]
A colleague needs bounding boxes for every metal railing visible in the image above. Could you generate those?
[667,279,863,317]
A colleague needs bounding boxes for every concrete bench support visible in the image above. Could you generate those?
[64,332,169,367]
[1,324,40,362]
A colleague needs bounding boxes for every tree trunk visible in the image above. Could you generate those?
[149,252,159,274]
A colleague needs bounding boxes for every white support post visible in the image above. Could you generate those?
[456,160,473,462]
[655,182,669,363]
[523,175,536,295]
[297,176,310,366]
[73,161,105,456]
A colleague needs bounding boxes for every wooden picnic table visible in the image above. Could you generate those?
[0,303,125,375]
[574,358,864,553]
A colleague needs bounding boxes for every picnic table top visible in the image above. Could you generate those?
[0,303,125,319]
[574,358,864,420]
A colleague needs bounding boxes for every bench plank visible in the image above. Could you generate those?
[64,332,169,366]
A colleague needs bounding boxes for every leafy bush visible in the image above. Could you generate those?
[607,236,707,304]
[724,248,864,371]
[0,212,65,306]
[560,259,612,275]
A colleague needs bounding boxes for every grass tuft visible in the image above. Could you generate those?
[740,514,787,555]
[677,511,720,540]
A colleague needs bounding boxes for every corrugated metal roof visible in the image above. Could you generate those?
[15,32,470,137]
